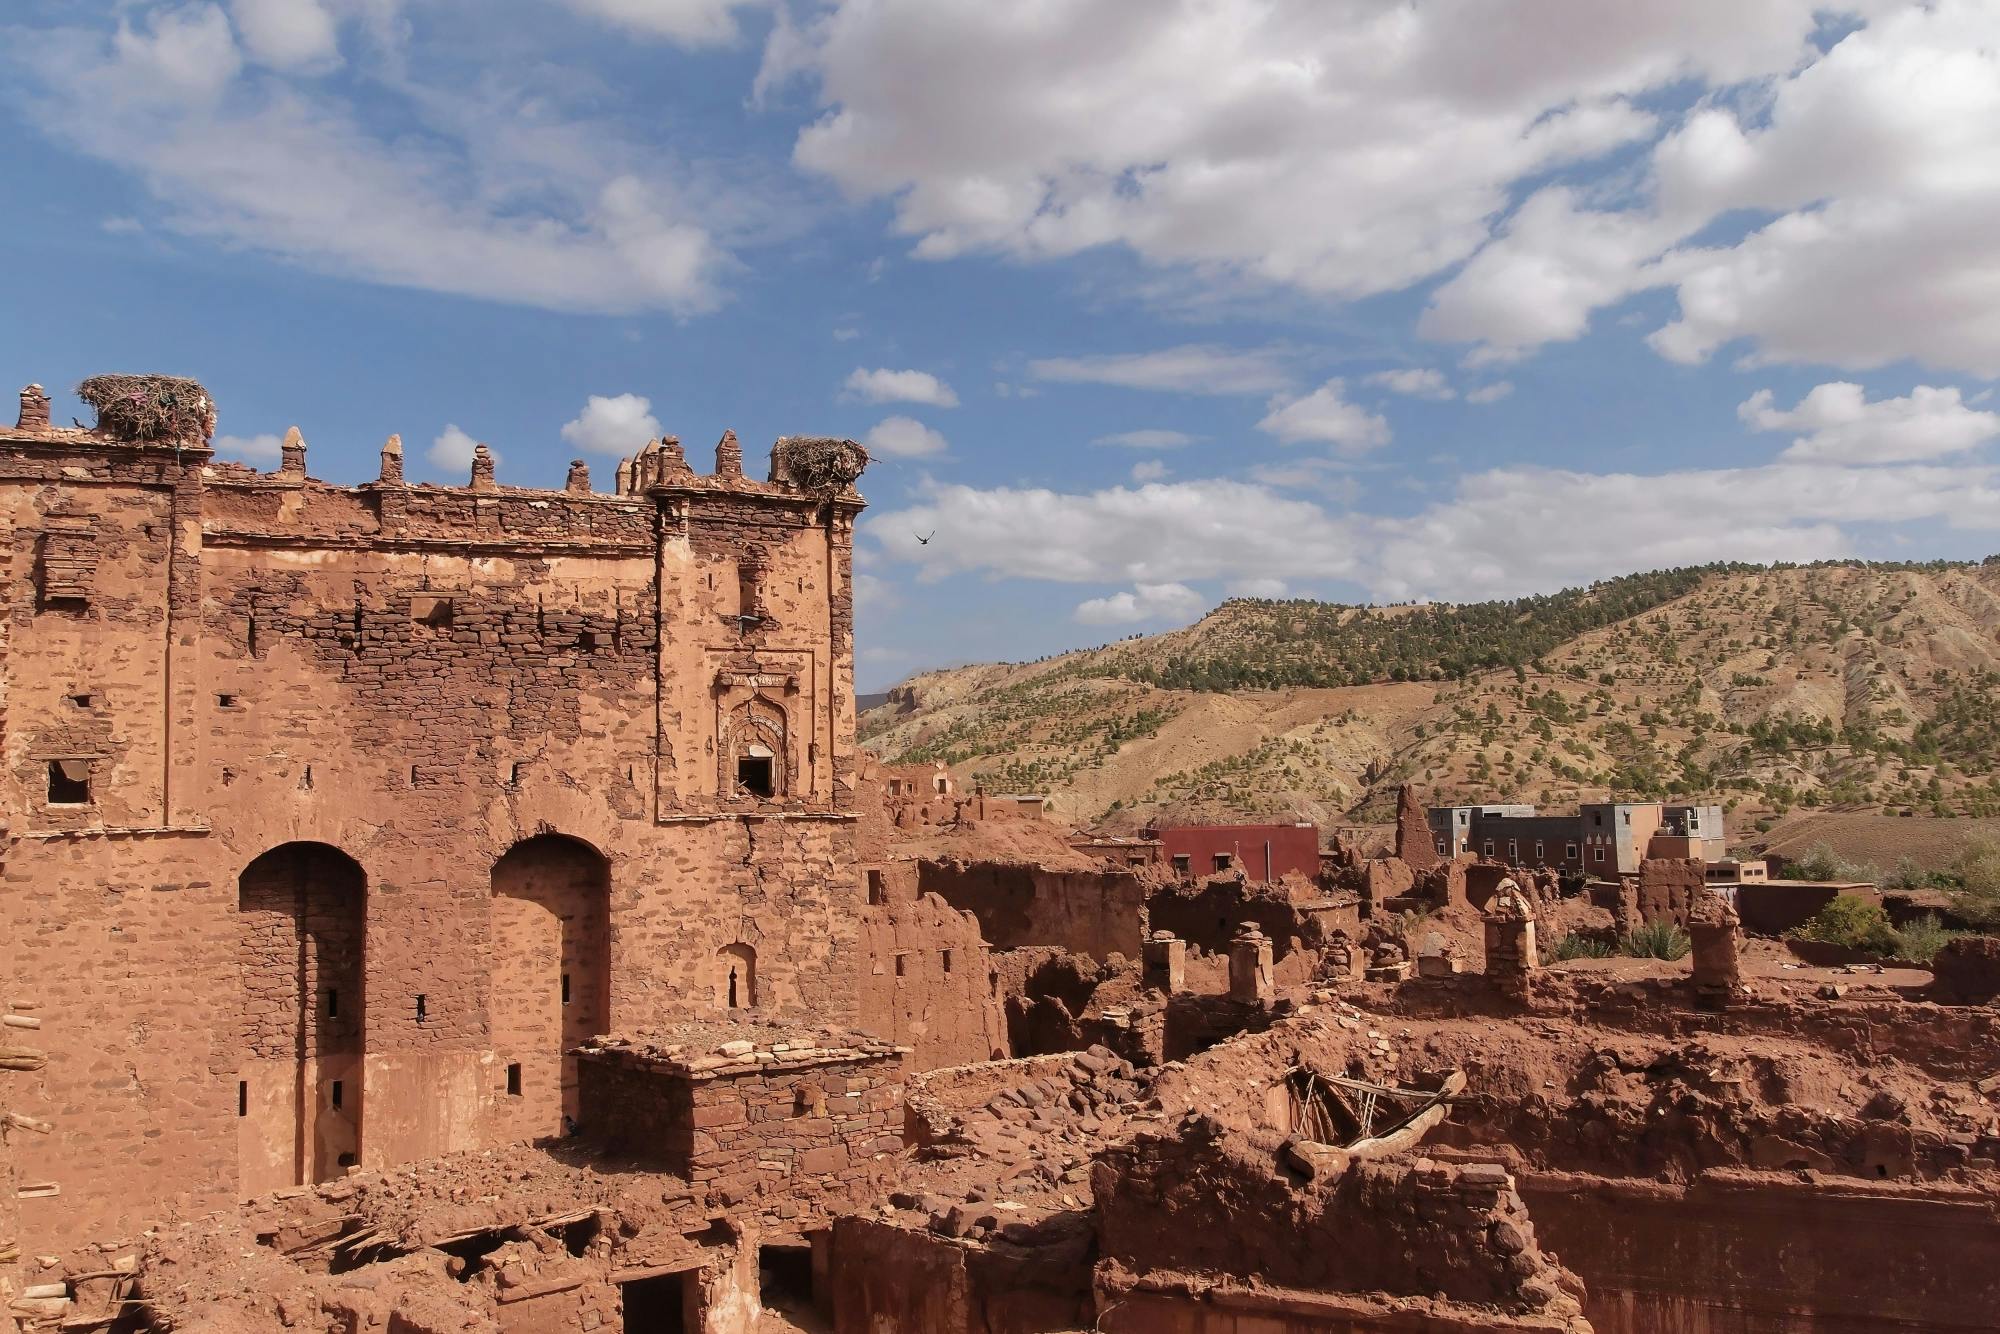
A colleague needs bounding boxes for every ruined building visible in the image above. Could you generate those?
[5,380,2000,1334]
[0,383,869,1251]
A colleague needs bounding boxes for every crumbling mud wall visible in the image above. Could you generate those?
[1092,1116,1588,1324]
[915,859,1145,958]
[1635,858,1705,926]
[1145,873,1330,961]
[830,1215,1093,1334]
[857,894,1008,1069]
[0,409,869,1255]
[1931,935,2000,1003]
[1519,1170,2000,1334]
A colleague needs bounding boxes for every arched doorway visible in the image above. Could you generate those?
[490,835,610,1141]
[237,842,366,1196]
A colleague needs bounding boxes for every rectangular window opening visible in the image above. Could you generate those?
[1171,854,1191,875]
[507,1063,522,1097]
[67,693,94,708]
[326,988,339,1018]
[46,759,91,806]
[216,693,239,708]
[330,1080,343,1110]
[415,994,428,1024]
[894,955,906,978]
[561,972,572,1005]
[238,1081,248,1117]
[942,949,953,974]
[866,869,885,905]
[737,754,775,798]
[1212,853,1233,872]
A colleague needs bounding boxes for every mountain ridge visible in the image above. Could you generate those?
[859,557,2000,837]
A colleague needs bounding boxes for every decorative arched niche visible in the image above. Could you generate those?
[721,695,791,800]
[717,942,758,1010]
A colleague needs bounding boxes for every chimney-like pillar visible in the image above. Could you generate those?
[470,443,497,492]
[18,383,50,430]
[565,459,591,493]
[1228,924,1274,1005]
[378,433,404,484]
[280,426,308,477]
[1143,930,1186,994]
[715,428,743,480]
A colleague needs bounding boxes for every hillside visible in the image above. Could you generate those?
[859,559,2000,838]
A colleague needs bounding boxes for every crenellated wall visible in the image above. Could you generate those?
[0,411,868,1255]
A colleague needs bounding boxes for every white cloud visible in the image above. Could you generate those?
[864,415,948,458]
[1130,459,1168,482]
[1366,368,1454,400]
[778,2,1850,302]
[14,5,733,316]
[561,0,768,45]
[214,432,283,464]
[1228,577,1289,599]
[1466,381,1515,405]
[832,325,860,341]
[1074,581,1206,626]
[104,3,242,104]
[866,454,2000,606]
[1424,3,2000,376]
[1093,428,1197,449]
[867,477,1363,585]
[230,0,339,69]
[1421,187,1675,359]
[1080,580,1200,628]
[844,367,959,407]
[1257,379,1391,452]
[428,424,487,472]
[1246,458,1361,505]
[853,571,901,612]
[1739,383,2000,465]
[561,393,664,456]
[1028,345,1289,395]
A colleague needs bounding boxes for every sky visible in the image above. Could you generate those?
[4,1,2000,690]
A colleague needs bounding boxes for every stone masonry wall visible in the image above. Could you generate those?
[578,1044,904,1210]
[915,860,1145,959]
[0,420,868,1256]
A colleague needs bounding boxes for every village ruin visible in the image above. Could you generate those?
[4,377,2000,1334]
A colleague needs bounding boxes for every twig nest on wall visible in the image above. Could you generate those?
[773,435,868,494]
[76,374,216,444]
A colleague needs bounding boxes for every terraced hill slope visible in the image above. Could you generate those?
[860,560,2000,838]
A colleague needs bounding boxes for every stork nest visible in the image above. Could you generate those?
[76,374,216,444]
[774,435,868,494]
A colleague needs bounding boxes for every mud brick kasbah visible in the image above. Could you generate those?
[0,383,867,1235]
[6,378,2000,1334]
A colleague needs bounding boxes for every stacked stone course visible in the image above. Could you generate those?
[578,1026,905,1208]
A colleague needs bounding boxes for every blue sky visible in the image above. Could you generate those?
[4,1,1999,690]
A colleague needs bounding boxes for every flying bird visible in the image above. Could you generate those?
[915,531,934,545]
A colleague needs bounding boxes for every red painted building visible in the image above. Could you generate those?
[1146,823,1321,882]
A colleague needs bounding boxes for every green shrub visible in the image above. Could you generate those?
[1620,919,1692,960]
[1891,912,1961,964]
[1787,897,1900,954]
[1543,933,1615,963]
[1951,837,2000,930]
[1788,840,1880,885]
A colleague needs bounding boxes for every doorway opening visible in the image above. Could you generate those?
[622,1270,697,1333]
[759,1243,815,1321]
